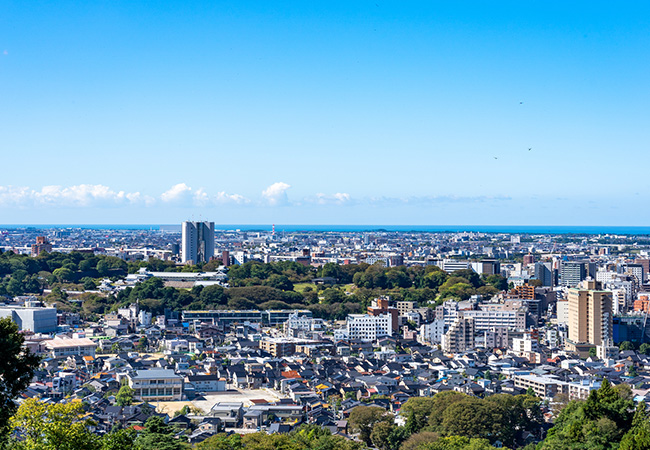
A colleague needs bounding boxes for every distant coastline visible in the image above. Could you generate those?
[2,224,650,235]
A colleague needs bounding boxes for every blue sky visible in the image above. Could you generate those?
[1,1,649,225]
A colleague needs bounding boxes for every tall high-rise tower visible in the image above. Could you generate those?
[181,221,215,264]
[567,280,613,347]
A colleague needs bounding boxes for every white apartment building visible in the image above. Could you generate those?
[441,316,474,353]
[417,320,445,345]
[283,313,325,338]
[556,300,569,325]
[461,306,526,331]
[512,335,539,354]
[335,313,393,342]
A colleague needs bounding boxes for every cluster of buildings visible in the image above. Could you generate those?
[7,226,650,442]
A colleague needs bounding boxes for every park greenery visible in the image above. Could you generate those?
[0,250,509,322]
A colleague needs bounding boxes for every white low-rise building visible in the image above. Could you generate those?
[43,337,97,358]
[127,369,184,401]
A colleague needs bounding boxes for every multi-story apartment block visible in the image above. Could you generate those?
[335,313,393,342]
[417,319,445,345]
[461,303,527,331]
[442,316,474,353]
[127,369,184,401]
[567,281,613,347]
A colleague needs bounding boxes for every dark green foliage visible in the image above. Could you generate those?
[0,317,40,439]
[540,379,635,450]
[619,341,635,351]
[400,391,542,448]
[620,402,650,450]
[101,427,137,450]
[134,416,189,450]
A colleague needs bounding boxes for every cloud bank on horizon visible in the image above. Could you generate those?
[0,182,510,210]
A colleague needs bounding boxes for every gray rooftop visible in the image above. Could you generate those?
[132,369,182,380]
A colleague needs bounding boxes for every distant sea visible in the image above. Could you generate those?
[2,224,650,235]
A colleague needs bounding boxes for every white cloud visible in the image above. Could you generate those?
[0,184,148,208]
[262,182,291,206]
[160,183,193,204]
[214,191,249,204]
[192,188,249,206]
[312,192,352,205]
[0,186,31,207]
[363,195,511,206]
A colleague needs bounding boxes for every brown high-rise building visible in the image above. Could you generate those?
[510,284,536,300]
[523,254,535,265]
[567,281,613,347]
[31,236,53,257]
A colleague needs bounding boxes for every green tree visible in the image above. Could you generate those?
[135,416,189,450]
[371,421,396,450]
[589,347,598,358]
[116,384,135,407]
[620,402,650,450]
[135,336,149,352]
[101,427,137,450]
[53,267,75,283]
[83,278,97,291]
[0,317,40,439]
[440,398,491,441]
[195,433,242,450]
[348,405,393,446]
[619,341,635,351]
[640,343,650,355]
[416,435,497,450]
[541,379,634,450]
[10,398,99,450]
[400,431,440,450]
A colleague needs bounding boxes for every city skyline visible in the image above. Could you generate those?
[2,2,649,224]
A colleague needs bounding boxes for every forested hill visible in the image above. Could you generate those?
[0,250,508,321]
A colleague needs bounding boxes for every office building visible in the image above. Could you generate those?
[625,264,644,287]
[417,320,445,345]
[259,339,296,357]
[567,281,613,347]
[534,262,554,287]
[470,260,501,275]
[0,305,58,333]
[181,221,215,264]
[635,258,650,282]
[560,261,586,287]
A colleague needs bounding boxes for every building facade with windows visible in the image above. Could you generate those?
[181,221,215,264]
[127,369,184,401]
